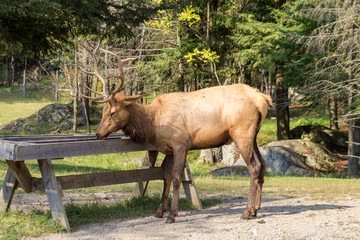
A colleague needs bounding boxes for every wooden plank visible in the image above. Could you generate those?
[6,160,32,193]
[0,168,19,211]
[0,134,101,141]
[134,151,159,196]
[10,138,156,160]
[0,140,16,160]
[0,133,156,160]
[0,133,123,142]
[182,162,203,209]
[32,167,164,192]
[38,159,70,232]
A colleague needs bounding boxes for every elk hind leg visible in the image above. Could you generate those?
[155,155,173,218]
[253,142,265,211]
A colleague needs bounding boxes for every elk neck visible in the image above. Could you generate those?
[122,102,156,144]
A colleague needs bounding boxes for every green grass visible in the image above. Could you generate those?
[258,118,277,146]
[0,210,65,240]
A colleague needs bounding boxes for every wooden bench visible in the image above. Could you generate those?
[0,133,202,231]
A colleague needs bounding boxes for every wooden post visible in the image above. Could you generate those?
[0,167,19,211]
[134,150,159,196]
[38,159,70,231]
[182,161,203,209]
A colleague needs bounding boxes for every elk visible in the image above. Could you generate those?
[80,43,272,223]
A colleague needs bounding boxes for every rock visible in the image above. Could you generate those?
[264,140,337,173]
[216,139,338,175]
[222,142,246,166]
[210,166,249,177]
[0,103,73,133]
[258,145,309,175]
[94,192,109,199]
[290,125,347,154]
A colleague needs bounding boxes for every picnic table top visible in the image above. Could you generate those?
[0,133,156,161]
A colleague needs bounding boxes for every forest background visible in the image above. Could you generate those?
[0,0,359,177]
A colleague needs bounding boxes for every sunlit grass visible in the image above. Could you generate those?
[258,118,277,146]
[0,87,59,126]
[0,210,65,240]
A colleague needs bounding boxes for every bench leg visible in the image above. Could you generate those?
[0,167,19,211]
[38,159,70,231]
[182,161,203,209]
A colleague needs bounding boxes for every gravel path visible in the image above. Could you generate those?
[30,195,360,240]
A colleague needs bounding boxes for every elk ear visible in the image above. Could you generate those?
[123,95,143,106]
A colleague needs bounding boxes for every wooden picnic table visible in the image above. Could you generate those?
[0,133,202,231]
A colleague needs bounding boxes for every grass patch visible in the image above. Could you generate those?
[0,210,65,240]
[258,118,277,146]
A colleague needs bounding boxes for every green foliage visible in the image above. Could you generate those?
[291,116,329,128]
[178,5,201,27]
[184,48,220,64]
[0,0,160,56]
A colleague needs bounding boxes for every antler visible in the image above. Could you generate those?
[100,48,138,95]
[78,41,138,103]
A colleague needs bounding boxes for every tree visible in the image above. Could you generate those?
[0,0,160,56]
[298,0,360,177]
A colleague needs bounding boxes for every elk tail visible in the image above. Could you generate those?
[261,93,273,108]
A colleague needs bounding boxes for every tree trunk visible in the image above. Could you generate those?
[275,68,290,140]
[347,91,360,178]
[260,69,265,92]
[244,68,251,86]
[5,56,10,87]
[11,56,15,85]
[347,118,360,178]
[329,96,338,130]
[176,28,185,92]
[347,25,359,178]
[79,48,91,129]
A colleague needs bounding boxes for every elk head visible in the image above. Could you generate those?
[79,41,139,139]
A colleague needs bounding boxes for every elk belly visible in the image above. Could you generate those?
[190,130,231,150]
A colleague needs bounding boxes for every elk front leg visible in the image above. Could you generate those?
[166,149,187,223]
[155,155,173,218]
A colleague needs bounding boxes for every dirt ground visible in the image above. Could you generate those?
[13,191,359,240]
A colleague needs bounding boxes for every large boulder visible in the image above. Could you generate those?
[290,125,347,154]
[263,140,338,174]
[0,103,73,134]
[213,139,338,176]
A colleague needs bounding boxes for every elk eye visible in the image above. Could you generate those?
[110,112,116,117]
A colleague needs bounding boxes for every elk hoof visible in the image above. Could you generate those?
[165,217,175,224]
[155,212,163,218]
[241,209,257,219]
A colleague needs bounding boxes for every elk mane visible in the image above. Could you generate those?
[122,103,155,144]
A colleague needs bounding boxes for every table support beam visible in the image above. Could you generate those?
[182,162,203,209]
[6,160,32,193]
[134,150,159,196]
[0,167,19,211]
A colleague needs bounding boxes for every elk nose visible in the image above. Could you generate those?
[96,133,101,139]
